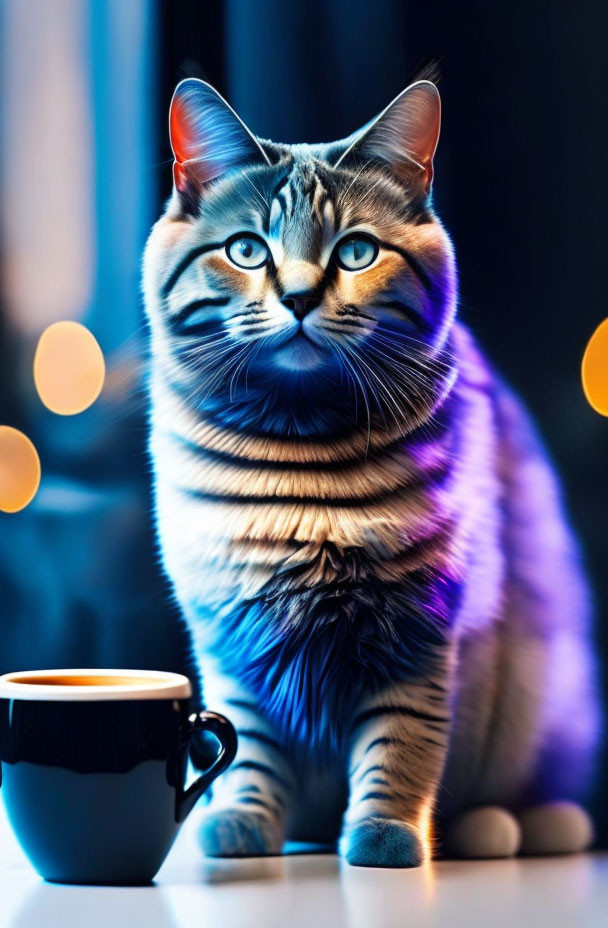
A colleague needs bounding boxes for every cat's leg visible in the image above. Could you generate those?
[476,382,600,857]
[513,633,598,856]
[512,707,595,856]
[198,670,295,857]
[340,678,449,868]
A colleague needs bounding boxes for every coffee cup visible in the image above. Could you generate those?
[0,668,237,884]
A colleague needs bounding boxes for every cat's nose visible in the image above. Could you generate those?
[281,292,321,321]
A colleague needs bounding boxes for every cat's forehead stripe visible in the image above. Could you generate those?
[268,163,336,261]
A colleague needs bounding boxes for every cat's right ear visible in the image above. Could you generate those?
[169,79,269,215]
[333,81,441,198]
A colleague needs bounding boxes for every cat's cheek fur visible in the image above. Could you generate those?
[142,215,194,317]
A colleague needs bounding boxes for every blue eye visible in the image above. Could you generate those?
[335,234,378,271]
[226,234,269,270]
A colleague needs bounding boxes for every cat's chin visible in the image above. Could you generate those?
[271,333,327,372]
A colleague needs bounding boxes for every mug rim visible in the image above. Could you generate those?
[0,668,192,701]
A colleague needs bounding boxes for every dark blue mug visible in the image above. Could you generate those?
[0,669,237,884]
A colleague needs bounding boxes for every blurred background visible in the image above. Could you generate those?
[0,0,606,841]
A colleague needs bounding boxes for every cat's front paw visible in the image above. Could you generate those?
[199,807,283,858]
[340,817,423,868]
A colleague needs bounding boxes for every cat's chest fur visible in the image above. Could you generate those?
[152,386,459,623]
[153,403,464,752]
[184,531,456,753]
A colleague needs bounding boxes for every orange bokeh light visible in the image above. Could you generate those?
[34,321,105,415]
[0,426,41,513]
[582,318,608,417]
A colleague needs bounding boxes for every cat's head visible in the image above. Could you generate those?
[144,79,457,437]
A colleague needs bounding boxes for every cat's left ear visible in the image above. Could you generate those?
[169,78,269,212]
[335,81,441,196]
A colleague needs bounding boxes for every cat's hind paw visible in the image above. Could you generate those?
[340,817,424,868]
[444,806,521,859]
[199,807,283,858]
[518,802,593,855]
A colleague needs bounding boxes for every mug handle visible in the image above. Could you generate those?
[175,710,237,823]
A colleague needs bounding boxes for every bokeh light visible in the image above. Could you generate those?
[34,321,105,415]
[582,317,608,417]
[0,427,41,513]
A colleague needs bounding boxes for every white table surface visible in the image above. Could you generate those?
[0,801,606,928]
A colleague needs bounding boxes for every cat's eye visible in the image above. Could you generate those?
[335,234,379,271]
[226,234,270,270]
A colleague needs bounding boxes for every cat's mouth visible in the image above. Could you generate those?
[271,328,328,371]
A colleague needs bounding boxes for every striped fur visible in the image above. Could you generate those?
[143,80,601,866]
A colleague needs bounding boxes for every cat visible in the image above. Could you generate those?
[143,77,601,867]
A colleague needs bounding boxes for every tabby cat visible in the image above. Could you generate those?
[143,78,600,866]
